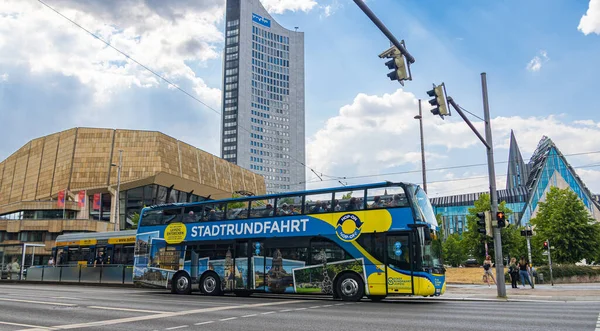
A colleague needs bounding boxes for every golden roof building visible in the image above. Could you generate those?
[0,128,265,265]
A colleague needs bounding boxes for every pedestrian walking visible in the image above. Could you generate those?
[48,257,54,267]
[482,255,496,287]
[518,256,534,289]
[9,258,20,280]
[94,252,105,267]
[508,257,519,288]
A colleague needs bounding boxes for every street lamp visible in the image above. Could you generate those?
[111,150,123,232]
[414,99,427,193]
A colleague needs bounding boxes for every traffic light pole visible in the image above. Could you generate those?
[481,72,506,297]
[352,0,415,63]
[547,239,554,286]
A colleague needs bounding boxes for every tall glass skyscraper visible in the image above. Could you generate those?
[221,0,306,194]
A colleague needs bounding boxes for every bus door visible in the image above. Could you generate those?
[250,239,264,290]
[233,241,250,290]
[385,233,413,295]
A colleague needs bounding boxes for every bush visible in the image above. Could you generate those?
[536,265,600,279]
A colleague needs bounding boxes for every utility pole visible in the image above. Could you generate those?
[112,150,123,232]
[481,72,506,297]
[415,99,427,193]
[546,239,554,286]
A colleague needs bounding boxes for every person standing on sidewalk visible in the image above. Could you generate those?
[518,256,534,289]
[508,257,519,288]
[483,255,496,287]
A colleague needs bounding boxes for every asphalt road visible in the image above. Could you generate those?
[0,284,598,331]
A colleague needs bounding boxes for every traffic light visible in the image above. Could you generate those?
[496,211,506,228]
[426,83,449,118]
[543,241,549,250]
[476,212,486,235]
[379,46,410,86]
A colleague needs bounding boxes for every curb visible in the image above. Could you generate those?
[0,280,135,288]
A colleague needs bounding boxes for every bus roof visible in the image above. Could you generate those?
[55,230,138,243]
[144,181,415,211]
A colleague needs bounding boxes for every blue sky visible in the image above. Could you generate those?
[1,0,600,196]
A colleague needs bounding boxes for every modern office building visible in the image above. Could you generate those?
[0,128,265,267]
[220,0,306,194]
[431,131,600,237]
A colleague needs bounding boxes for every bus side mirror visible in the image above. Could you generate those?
[424,229,432,242]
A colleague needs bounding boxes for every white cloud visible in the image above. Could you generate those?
[0,73,7,82]
[526,50,549,72]
[0,0,223,103]
[578,0,600,35]
[261,0,319,14]
[306,89,600,196]
[319,0,341,18]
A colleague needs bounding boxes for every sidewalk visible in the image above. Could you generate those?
[441,283,600,302]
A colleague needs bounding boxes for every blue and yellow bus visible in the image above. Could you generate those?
[133,181,445,301]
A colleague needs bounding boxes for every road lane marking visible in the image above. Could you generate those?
[595,312,600,331]
[241,314,257,318]
[294,307,307,311]
[309,306,321,309]
[87,306,165,314]
[0,321,52,329]
[20,300,305,330]
[219,317,237,321]
[279,309,293,312]
[322,304,333,307]
[261,311,275,315]
[194,321,214,326]
[165,326,188,330]
[0,298,76,307]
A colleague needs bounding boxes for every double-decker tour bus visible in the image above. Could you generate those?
[133,182,444,301]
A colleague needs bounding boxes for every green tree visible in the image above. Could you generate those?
[462,193,520,264]
[442,233,466,267]
[227,194,247,209]
[341,192,352,200]
[530,187,600,264]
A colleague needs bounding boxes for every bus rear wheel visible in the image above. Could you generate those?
[173,273,192,295]
[336,273,364,302]
[200,273,222,296]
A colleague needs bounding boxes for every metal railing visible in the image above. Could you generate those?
[20,265,133,284]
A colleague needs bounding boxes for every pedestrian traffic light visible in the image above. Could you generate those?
[543,241,549,250]
[496,211,506,228]
[476,212,486,235]
[426,83,449,118]
[379,45,410,86]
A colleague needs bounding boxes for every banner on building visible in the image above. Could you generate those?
[93,193,101,211]
[78,191,86,207]
[57,190,65,208]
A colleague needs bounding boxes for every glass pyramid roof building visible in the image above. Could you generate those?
[431,131,600,235]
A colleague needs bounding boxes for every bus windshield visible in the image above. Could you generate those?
[412,186,438,229]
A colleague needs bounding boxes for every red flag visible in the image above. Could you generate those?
[57,190,65,208]
[93,193,101,211]
[78,191,86,207]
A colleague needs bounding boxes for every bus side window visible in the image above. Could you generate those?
[366,186,408,209]
[183,206,204,223]
[249,200,271,218]
[162,208,183,224]
[227,201,250,220]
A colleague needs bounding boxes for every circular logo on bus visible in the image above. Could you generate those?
[164,223,187,244]
[335,213,363,242]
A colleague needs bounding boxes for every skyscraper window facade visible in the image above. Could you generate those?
[221,0,306,194]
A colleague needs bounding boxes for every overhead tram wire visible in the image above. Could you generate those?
[37,0,340,183]
[296,150,600,186]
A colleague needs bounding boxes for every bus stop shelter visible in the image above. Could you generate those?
[0,243,46,280]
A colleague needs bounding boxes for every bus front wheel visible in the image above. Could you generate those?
[336,273,364,302]
[172,273,192,295]
[200,273,222,296]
